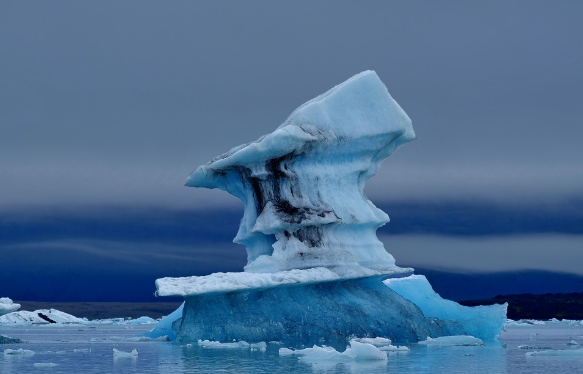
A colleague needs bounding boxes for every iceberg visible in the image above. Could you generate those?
[156,71,506,345]
[0,298,20,316]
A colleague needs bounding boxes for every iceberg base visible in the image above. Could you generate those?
[173,277,465,347]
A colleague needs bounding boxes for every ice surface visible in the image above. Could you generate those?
[526,348,583,357]
[112,348,138,357]
[385,275,506,341]
[4,348,35,355]
[567,340,580,345]
[279,340,387,362]
[33,363,58,367]
[418,336,485,347]
[185,70,413,276]
[0,309,85,325]
[157,71,507,345]
[156,267,409,297]
[0,298,20,316]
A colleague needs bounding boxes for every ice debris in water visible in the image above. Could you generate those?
[280,340,387,361]
[112,348,138,358]
[0,298,20,316]
[350,337,409,352]
[33,363,58,368]
[418,336,485,347]
[526,348,583,357]
[197,340,267,352]
[4,348,35,355]
[154,71,507,345]
[567,340,580,346]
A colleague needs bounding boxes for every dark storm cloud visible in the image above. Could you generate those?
[0,0,582,208]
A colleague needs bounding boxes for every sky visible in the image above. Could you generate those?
[1,1,582,301]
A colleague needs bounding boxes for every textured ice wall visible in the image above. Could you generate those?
[186,71,414,275]
[384,275,507,341]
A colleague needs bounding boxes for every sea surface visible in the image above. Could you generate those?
[1,322,582,373]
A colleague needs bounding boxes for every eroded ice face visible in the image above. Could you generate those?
[185,71,414,275]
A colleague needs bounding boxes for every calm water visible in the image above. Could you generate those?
[1,323,582,373]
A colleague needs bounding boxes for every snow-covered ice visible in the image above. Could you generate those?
[0,298,20,316]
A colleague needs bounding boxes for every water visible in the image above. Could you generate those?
[1,323,582,373]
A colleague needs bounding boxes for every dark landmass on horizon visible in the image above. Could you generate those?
[460,292,583,320]
[13,293,583,321]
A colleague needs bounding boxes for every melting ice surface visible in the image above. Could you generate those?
[154,71,506,345]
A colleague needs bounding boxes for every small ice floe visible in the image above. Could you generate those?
[506,319,545,327]
[526,348,583,357]
[44,351,66,355]
[33,363,58,368]
[279,341,387,362]
[351,337,409,352]
[4,348,35,355]
[0,335,22,344]
[127,335,170,342]
[517,345,552,350]
[112,348,138,358]
[196,339,267,351]
[567,340,580,346]
[0,298,21,316]
[419,336,484,347]
[73,348,91,353]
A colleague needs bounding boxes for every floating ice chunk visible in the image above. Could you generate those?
[127,335,170,342]
[33,363,58,367]
[251,342,267,352]
[567,340,580,346]
[140,303,183,341]
[351,337,392,347]
[280,341,387,362]
[526,348,583,357]
[517,345,552,350]
[0,309,84,325]
[4,348,35,355]
[112,348,138,358]
[385,275,506,340]
[0,298,20,316]
[197,340,260,349]
[73,349,91,353]
[418,336,484,347]
[0,335,22,344]
[350,337,409,352]
[123,316,157,325]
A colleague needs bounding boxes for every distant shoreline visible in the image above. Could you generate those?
[13,301,182,319]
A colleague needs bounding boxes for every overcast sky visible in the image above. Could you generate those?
[1,2,582,301]
[1,1,581,210]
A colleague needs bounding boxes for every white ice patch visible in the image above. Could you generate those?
[567,340,580,346]
[350,337,409,352]
[418,336,484,347]
[156,267,410,297]
[0,298,20,316]
[279,341,387,361]
[197,340,267,351]
[112,348,138,358]
[33,363,58,368]
[526,348,583,357]
[4,348,35,356]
